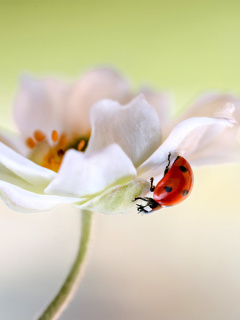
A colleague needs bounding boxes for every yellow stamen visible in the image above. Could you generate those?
[52,130,59,143]
[34,130,46,142]
[26,137,36,149]
[59,134,67,148]
[29,130,89,172]
[77,139,85,151]
[41,148,63,173]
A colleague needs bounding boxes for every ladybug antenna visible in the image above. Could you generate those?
[164,152,172,176]
[150,177,155,192]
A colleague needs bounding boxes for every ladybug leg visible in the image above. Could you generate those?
[133,197,161,214]
[136,204,149,214]
[164,152,171,176]
[150,177,155,192]
[132,197,150,202]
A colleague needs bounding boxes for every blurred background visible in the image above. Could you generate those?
[1,1,240,319]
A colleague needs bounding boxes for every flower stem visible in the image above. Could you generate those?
[38,210,93,320]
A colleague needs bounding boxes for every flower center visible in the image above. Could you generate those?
[26,129,89,172]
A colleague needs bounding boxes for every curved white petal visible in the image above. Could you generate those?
[76,178,150,214]
[137,112,236,179]
[0,142,56,188]
[65,67,131,137]
[139,87,172,125]
[0,180,79,213]
[45,144,137,197]
[0,128,28,156]
[188,126,240,165]
[0,163,42,194]
[162,93,240,139]
[177,93,240,122]
[86,94,162,167]
[13,75,68,140]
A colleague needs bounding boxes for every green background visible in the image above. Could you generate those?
[1,0,240,124]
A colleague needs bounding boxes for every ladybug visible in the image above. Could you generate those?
[133,153,194,213]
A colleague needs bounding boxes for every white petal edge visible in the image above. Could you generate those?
[86,94,162,167]
[188,126,240,165]
[0,128,28,157]
[0,163,44,194]
[13,74,68,140]
[45,144,137,197]
[0,142,56,188]
[65,67,131,137]
[0,180,80,213]
[138,87,172,125]
[163,93,240,140]
[137,113,236,179]
[177,92,240,122]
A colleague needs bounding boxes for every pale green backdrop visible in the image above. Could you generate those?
[1,0,240,123]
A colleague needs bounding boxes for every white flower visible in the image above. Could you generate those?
[0,68,239,214]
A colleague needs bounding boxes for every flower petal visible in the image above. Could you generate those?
[178,93,240,122]
[65,67,131,137]
[0,142,56,188]
[0,127,28,156]
[75,178,150,214]
[0,163,42,193]
[45,144,137,197]
[188,126,240,165]
[13,75,68,140]
[139,87,172,125]
[86,94,162,167]
[0,180,79,213]
[137,110,237,179]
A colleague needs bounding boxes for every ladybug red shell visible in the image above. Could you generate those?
[133,154,194,214]
[153,156,193,206]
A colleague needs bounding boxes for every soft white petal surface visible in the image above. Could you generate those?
[45,144,137,197]
[0,142,56,188]
[162,93,240,139]
[177,93,240,122]
[86,94,162,167]
[188,126,240,165]
[13,75,68,140]
[76,178,150,214]
[65,68,131,136]
[0,180,79,213]
[0,163,43,194]
[137,113,236,179]
[139,87,171,125]
[0,128,28,156]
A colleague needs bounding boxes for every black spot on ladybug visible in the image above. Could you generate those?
[182,190,189,196]
[179,166,188,173]
[164,186,172,193]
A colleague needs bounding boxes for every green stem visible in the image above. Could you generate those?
[38,210,93,320]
